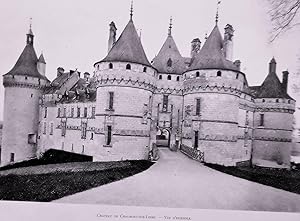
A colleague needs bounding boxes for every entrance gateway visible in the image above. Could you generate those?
[156,128,171,148]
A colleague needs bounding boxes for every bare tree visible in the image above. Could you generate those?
[267,0,300,41]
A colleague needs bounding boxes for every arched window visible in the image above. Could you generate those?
[276,99,279,103]
[217,71,222,77]
[126,64,131,70]
[176,76,180,81]
[109,63,113,69]
[167,75,172,80]
[236,73,239,79]
[262,99,265,103]
[143,67,147,73]
[196,71,200,77]
[159,75,162,80]
[167,58,172,67]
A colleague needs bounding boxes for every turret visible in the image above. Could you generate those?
[269,57,277,74]
[1,24,48,166]
[37,53,46,76]
[108,21,117,53]
[190,38,201,58]
[223,24,234,61]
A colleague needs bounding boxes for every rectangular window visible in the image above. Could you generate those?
[196,98,201,116]
[43,122,47,134]
[162,95,168,112]
[77,107,80,118]
[57,108,61,117]
[245,111,249,126]
[50,123,54,135]
[106,125,112,146]
[81,122,87,139]
[63,107,66,117]
[108,92,114,110]
[259,114,264,126]
[194,131,199,149]
[10,153,15,162]
[71,107,74,118]
[84,107,88,118]
[61,121,66,137]
[92,107,96,118]
[44,107,47,118]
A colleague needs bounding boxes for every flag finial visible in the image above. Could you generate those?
[168,16,173,36]
[216,1,221,24]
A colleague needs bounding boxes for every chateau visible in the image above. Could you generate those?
[1,7,295,168]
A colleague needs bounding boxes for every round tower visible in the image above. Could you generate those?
[182,24,244,166]
[93,6,156,161]
[1,26,49,165]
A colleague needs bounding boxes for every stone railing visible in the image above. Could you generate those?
[180,144,204,162]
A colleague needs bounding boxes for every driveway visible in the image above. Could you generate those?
[55,149,300,212]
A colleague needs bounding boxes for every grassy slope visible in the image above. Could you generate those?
[0,160,153,202]
[205,164,300,195]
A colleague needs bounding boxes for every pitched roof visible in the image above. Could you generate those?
[5,37,48,80]
[152,35,186,74]
[256,72,293,99]
[188,25,238,71]
[100,20,151,67]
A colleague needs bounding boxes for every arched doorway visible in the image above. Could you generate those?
[156,128,171,148]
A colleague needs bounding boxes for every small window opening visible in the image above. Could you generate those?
[159,75,162,80]
[109,63,113,69]
[126,64,131,70]
[167,75,171,80]
[196,72,200,77]
[217,71,222,77]
[143,67,147,72]
[176,76,180,81]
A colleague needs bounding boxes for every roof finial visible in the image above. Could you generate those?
[130,0,133,21]
[168,16,173,36]
[28,17,33,35]
[215,1,221,24]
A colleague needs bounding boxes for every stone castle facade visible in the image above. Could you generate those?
[1,10,295,168]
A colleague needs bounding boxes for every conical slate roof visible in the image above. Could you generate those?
[188,25,238,71]
[256,71,292,99]
[5,31,48,80]
[5,44,47,80]
[101,20,151,67]
[152,35,186,74]
[38,53,46,64]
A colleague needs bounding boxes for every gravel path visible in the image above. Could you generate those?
[55,149,300,212]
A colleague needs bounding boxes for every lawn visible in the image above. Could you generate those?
[0,160,154,202]
[205,163,300,195]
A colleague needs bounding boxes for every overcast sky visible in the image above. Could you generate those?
[0,0,299,120]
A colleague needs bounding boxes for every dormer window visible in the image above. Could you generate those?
[167,75,171,80]
[143,67,147,73]
[126,64,131,70]
[109,63,113,69]
[167,58,172,67]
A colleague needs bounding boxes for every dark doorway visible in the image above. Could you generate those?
[156,129,171,148]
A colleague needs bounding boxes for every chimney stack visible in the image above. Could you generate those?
[108,21,117,53]
[191,38,201,58]
[282,70,289,93]
[233,60,241,71]
[223,24,234,61]
[57,67,64,77]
